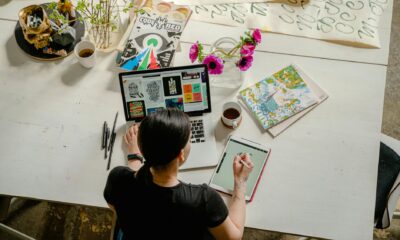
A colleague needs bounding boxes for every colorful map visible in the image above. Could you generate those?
[240,65,317,129]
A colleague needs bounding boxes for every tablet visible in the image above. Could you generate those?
[209,135,271,202]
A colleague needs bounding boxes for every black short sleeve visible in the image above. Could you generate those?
[203,185,229,228]
[104,166,135,205]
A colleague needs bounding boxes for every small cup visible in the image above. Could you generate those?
[221,102,242,129]
[74,40,96,68]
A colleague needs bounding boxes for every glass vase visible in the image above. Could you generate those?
[86,11,122,51]
[209,37,243,89]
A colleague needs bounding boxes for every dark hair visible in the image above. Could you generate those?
[136,108,191,184]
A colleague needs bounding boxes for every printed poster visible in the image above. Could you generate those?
[118,1,192,70]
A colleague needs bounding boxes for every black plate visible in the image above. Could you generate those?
[14,3,85,61]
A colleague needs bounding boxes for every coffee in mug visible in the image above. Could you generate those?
[78,49,94,58]
[223,108,240,120]
[74,40,96,68]
[221,102,242,129]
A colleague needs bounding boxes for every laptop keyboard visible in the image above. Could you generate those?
[190,120,205,144]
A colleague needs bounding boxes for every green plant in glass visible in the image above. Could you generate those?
[76,0,136,49]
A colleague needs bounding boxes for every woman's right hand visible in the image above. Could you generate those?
[233,153,254,184]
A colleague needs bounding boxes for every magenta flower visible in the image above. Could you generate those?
[189,42,199,63]
[237,55,253,71]
[203,55,224,75]
[240,43,255,57]
[252,29,262,44]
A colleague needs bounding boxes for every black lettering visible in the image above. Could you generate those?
[335,22,354,34]
[250,3,268,16]
[346,1,364,10]
[340,12,357,21]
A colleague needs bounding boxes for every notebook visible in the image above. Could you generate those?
[267,64,329,137]
[209,136,271,202]
[117,1,192,71]
[239,65,318,130]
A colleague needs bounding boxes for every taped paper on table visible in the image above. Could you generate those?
[189,0,388,48]
[171,0,285,5]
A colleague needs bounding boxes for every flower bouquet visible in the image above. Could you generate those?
[189,29,262,76]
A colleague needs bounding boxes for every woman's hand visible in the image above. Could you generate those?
[124,124,141,155]
[233,153,254,185]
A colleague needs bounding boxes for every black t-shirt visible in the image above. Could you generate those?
[104,166,229,240]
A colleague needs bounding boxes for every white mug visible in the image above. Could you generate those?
[221,102,242,129]
[74,40,96,68]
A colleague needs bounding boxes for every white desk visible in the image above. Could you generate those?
[0,0,393,65]
[0,0,393,238]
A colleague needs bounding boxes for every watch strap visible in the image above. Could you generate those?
[127,154,144,163]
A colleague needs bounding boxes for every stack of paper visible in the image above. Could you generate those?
[239,64,328,137]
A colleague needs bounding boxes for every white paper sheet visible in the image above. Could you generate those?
[189,0,388,48]
[171,0,275,5]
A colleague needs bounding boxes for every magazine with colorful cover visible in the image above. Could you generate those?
[117,1,191,71]
[239,65,318,130]
[267,64,329,137]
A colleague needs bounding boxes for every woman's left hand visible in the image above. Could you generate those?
[124,124,141,155]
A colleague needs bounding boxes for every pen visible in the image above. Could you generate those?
[239,159,251,169]
[101,121,107,149]
[108,132,115,151]
[108,112,119,151]
[107,132,116,170]
[266,90,278,102]
[104,127,109,159]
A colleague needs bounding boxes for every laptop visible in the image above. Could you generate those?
[118,64,218,170]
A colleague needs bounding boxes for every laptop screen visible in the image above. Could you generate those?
[119,64,211,122]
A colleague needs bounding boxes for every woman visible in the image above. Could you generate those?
[104,108,254,240]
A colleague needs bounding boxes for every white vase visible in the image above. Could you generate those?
[209,37,244,89]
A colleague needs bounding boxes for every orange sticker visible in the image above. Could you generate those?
[183,84,192,93]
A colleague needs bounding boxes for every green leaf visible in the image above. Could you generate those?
[47,2,57,10]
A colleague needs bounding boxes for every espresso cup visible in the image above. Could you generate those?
[221,102,242,129]
[74,40,96,68]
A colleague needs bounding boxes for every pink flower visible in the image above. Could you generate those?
[240,43,255,56]
[237,55,253,71]
[252,29,262,44]
[203,55,224,75]
[189,42,199,63]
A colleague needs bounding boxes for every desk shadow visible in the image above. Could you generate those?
[61,62,89,86]
[106,73,121,93]
[103,51,123,93]
[215,118,235,143]
[7,34,66,68]
[6,35,28,67]
[179,165,215,173]
[0,0,11,6]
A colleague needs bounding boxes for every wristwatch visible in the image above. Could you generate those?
[127,153,144,163]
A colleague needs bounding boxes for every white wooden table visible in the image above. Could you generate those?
[0,0,394,239]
